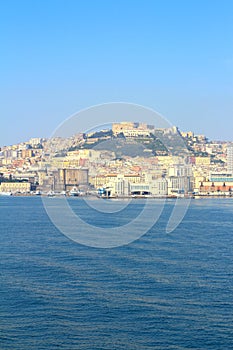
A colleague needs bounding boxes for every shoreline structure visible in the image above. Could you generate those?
[2,192,233,199]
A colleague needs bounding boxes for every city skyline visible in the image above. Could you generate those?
[1,119,233,200]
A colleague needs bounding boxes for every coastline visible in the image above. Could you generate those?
[1,192,233,199]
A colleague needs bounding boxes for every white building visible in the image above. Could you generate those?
[105,175,130,196]
[149,178,168,196]
[114,178,130,196]
[29,138,42,147]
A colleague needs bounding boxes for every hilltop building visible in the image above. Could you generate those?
[112,122,153,138]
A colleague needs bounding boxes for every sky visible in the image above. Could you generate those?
[0,0,233,146]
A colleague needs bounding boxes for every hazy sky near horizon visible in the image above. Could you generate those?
[1,0,233,146]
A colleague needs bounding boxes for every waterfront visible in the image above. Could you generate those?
[1,197,233,349]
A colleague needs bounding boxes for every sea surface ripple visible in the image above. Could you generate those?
[1,197,233,349]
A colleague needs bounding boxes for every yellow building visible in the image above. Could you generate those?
[21,149,33,159]
[66,149,101,160]
[0,182,31,193]
[181,131,194,138]
[2,159,12,165]
[192,170,206,190]
[63,159,80,168]
[157,156,181,166]
[67,150,91,158]
[112,122,151,137]
[91,175,107,188]
[112,122,135,135]
[195,157,211,166]
[50,158,66,168]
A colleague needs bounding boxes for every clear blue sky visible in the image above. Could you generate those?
[1,0,233,146]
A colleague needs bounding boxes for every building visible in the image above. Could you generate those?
[130,183,151,195]
[101,176,168,197]
[112,122,152,137]
[149,178,168,196]
[195,157,211,166]
[167,176,192,196]
[168,165,193,177]
[92,173,142,189]
[198,181,233,196]
[29,138,42,147]
[181,131,194,139]
[114,178,130,196]
[38,168,89,192]
[210,173,233,182]
[0,182,31,193]
[227,144,233,174]
[57,168,89,190]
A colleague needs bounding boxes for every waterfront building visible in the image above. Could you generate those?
[130,183,150,195]
[101,176,168,197]
[148,178,168,196]
[38,168,89,192]
[94,173,142,188]
[209,173,233,182]
[0,182,31,193]
[167,176,192,196]
[114,178,130,196]
[198,181,233,196]
[58,168,89,190]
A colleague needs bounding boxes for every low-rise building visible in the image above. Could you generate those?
[198,181,233,196]
[0,182,31,193]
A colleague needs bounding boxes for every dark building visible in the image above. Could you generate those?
[57,168,89,190]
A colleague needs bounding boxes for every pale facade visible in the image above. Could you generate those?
[0,182,31,193]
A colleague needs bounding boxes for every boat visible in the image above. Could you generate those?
[0,191,12,196]
[47,190,55,197]
[69,187,80,197]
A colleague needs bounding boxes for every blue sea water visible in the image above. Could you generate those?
[1,197,233,350]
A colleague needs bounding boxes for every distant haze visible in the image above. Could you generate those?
[0,1,232,145]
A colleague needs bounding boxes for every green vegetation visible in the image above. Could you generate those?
[86,130,113,139]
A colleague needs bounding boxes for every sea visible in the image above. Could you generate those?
[1,197,233,350]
